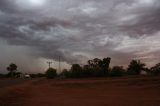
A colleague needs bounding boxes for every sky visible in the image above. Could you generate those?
[0,0,160,73]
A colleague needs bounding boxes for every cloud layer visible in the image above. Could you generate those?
[0,0,160,72]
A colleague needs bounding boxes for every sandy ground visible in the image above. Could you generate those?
[0,76,160,106]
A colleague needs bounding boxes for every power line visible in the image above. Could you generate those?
[59,56,61,72]
[47,61,52,68]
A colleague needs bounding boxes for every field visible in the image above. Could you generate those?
[0,76,160,106]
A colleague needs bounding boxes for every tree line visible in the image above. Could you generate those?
[59,58,160,78]
[2,57,160,79]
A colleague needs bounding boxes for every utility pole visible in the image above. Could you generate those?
[47,61,52,68]
[59,56,61,72]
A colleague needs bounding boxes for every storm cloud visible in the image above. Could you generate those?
[0,0,160,72]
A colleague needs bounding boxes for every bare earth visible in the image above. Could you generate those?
[0,76,160,106]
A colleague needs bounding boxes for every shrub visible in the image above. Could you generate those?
[30,73,45,78]
[71,64,83,78]
[110,66,125,77]
[127,60,145,75]
[60,69,71,78]
[45,68,57,79]
[0,74,6,78]
[151,63,160,75]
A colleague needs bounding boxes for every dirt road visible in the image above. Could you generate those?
[0,76,160,106]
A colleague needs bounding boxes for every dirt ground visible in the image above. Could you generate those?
[0,79,28,88]
[0,76,160,106]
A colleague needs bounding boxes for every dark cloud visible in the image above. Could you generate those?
[0,0,160,72]
[120,2,160,36]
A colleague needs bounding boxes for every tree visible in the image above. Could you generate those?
[87,57,111,77]
[110,66,125,77]
[88,58,101,68]
[60,69,71,78]
[71,64,83,78]
[0,74,6,78]
[7,63,17,77]
[151,63,160,75]
[99,57,111,76]
[127,60,146,75]
[99,58,111,70]
[83,65,93,77]
[45,68,57,79]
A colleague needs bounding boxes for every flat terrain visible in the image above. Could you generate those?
[0,76,160,106]
[0,79,28,88]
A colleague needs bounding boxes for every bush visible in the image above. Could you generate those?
[60,69,71,78]
[37,73,45,77]
[151,63,160,75]
[30,73,45,78]
[110,66,125,77]
[45,68,57,79]
[127,60,146,75]
[126,70,138,75]
[71,64,83,78]
[0,74,6,78]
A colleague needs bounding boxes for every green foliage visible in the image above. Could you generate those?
[59,57,112,78]
[87,57,111,77]
[37,73,45,77]
[93,67,105,77]
[110,66,125,77]
[0,74,6,78]
[61,57,111,78]
[6,63,18,77]
[60,69,71,78]
[7,63,17,71]
[45,68,57,79]
[83,65,94,77]
[71,64,83,78]
[88,58,111,70]
[99,58,111,71]
[127,60,146,75]
[30,73,45,78]
[151,63,160,75]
